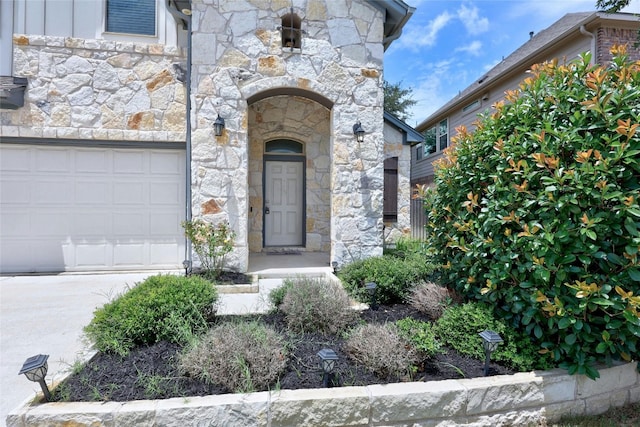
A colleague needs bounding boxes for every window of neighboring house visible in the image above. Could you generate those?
[106,0,156,36]
[438,118,448,151]
[421,118,449,157]
[415,144,423,161]
[383,157,398,222]
[423,127,436,156]
[462,100,480,113]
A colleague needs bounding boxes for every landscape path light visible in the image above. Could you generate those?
[317,348,339,388]
[365,282,378,310]
[19,354,51,401]
[478,330,503,376]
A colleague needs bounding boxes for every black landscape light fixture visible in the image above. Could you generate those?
[479,330,503,376]
[365,282,378,310]
[353,121,365,142]
[182,259,192,276]
[317,348,339,388]
[213,114,225,136]
[331,261,339,274]
[18,354,51,401]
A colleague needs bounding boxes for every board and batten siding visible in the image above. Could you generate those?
[10,0,178,45]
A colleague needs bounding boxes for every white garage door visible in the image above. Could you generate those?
[0,144,186,273]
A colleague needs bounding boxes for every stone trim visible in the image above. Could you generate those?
[8,362,639,426]
[13,35,184,57]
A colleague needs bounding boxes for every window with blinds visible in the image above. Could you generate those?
[106,0,156,36]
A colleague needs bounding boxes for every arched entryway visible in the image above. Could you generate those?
[247,94,331,254]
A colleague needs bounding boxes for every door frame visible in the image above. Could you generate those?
[262,154,306,248]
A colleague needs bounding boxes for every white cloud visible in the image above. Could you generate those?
[404,59,459,123]
[393,11,453,51]
[457,3,490,35]
[455,40,483,56]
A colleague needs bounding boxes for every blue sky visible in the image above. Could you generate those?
[384,0,640,126]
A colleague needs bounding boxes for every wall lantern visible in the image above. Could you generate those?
[478,329,503,376]
[353,121,365,142]
[317,348,339,388]
[18,354,51,401]
[365,282,378,310]
[213,115,225,136]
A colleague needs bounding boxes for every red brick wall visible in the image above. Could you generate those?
[596,27,640,63]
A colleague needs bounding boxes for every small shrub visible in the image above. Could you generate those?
[434,302,553,371]
[395,317,442,358]
[339,255,438,304]
[84,275,218,356]
[182,219,235,279]
[268,279,295,310]
[179,321,287,393]
[344,323,418,379]
[280,277,357,335]
[408,281,452,320]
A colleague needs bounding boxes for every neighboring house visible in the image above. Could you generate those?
[410,11,640,238]
[0,0,420,274]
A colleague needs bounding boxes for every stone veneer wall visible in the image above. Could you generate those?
[190,0,385,270]
[1,35,186,142]
[8,362,639,426]
[248,96,331,253]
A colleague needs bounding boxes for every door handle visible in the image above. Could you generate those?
[265,207,270,214]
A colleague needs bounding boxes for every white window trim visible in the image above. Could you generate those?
[97,0,170,44]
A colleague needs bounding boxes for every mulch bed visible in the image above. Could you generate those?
[52,304,514,402]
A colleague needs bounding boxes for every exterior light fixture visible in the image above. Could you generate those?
[353,121,365,142]
[18,354,51,401]
[317,348,339,388]
[213,115,225,136]
[365,282,378,310]
[478,330,503,376]
[182,259,192,276]
[331,261,338,274]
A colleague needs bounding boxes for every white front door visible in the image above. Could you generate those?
[264,160,303,246]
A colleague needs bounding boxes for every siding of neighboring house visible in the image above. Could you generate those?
[410,11,640,240]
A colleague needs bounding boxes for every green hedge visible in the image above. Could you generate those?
[84,274,218,356]
[339,254,437,304]
[424,48,640,378]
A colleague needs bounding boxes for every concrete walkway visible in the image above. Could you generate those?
[0,253,332,426]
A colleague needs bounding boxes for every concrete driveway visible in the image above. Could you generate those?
[0,272,157,427]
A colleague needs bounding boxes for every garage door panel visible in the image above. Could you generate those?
[76,181,110,205]
[32,212,71,236]
[150,151,182,174]
[75,243,109,268]
[150,212,182,235]
[35,180,73,204]
[113,244,146,266]
[35,149,70,172]
[113,213,146,236]
[74,213,109,236]
[1,145,185,273]
[150,182,180,205]
[1,180,30,203]
[76,149,109,173]
[1,212,30,236]
[114,150,145,173]
[150,242,181,265]
[114,182,145,205]
[1,146,30,171]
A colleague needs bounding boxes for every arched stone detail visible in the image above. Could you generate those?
[241,77,337,109]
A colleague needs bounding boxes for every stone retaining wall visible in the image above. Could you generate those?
[8,362,639,427]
